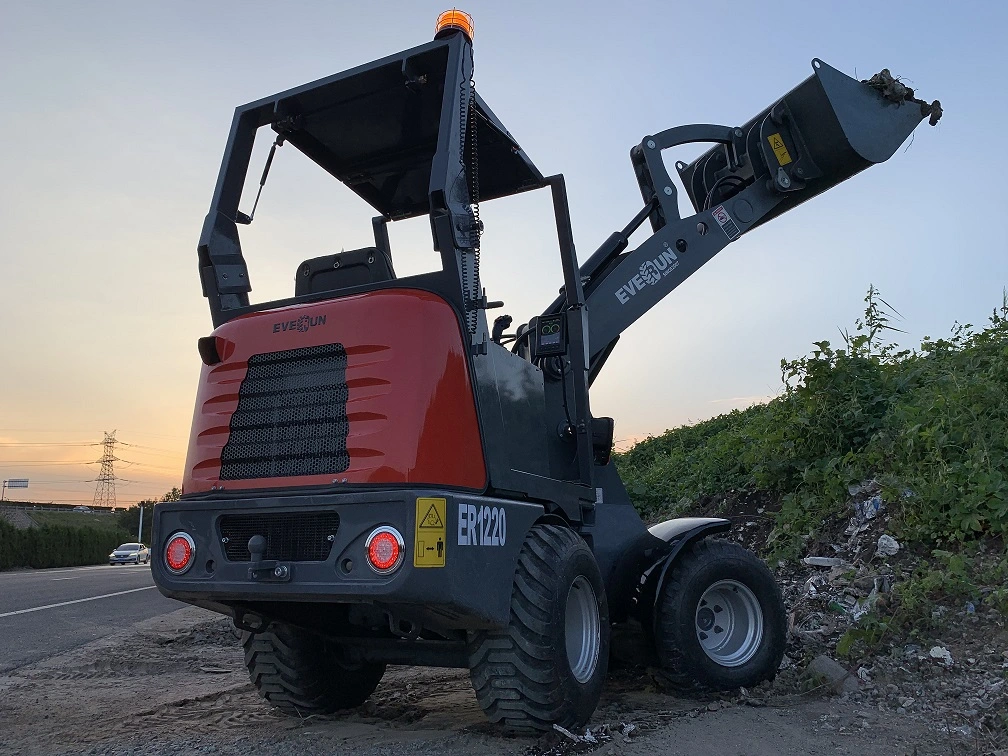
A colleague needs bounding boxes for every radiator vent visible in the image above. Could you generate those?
[220,343,350,480]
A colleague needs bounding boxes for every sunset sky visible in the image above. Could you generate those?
[1,0,1005,507]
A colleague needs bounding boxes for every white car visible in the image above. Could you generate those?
[109,543,150,565]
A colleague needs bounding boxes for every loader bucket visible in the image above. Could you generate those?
[677,59,939,229]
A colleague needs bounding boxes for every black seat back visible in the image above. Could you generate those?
[295,247,395,296]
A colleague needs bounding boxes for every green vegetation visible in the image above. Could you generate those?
[30,510,128,533]
[114,487,181,545]
[0,518,132,570]
[617,287,1008,654]
[616,287,1008,559]
[0,487,182,570]
[834,543,1008,660]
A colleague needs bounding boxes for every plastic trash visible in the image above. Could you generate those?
[929,646,953,665]
[857,495,884,522]
[876,534,900,557]
[852,588,879,620]
[553,724,581,742]
[803,556,854,569]
[845,485,886,535]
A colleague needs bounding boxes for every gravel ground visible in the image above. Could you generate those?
[0,605,999,756]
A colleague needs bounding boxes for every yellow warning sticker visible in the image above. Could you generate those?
[414,497,446,568]
[767,133,792,165]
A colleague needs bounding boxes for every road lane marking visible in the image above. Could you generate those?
[0,586,157,618]
[2,564,151,579]
[51,577,80,581]
[8,565,112,577]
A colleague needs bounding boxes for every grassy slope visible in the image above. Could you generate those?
[29,510,129,535]
[615,289,1008,559]
[615,288,1008,671]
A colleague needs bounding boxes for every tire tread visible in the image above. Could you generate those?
[469,524,607,732]
[655,538,785,690]
[241,623,385,717]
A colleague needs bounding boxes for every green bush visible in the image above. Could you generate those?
[0,518,133,570]
[616,404,768,519]
[616,287,1008,558]
[114,506,153,545]
[0,487,181,571]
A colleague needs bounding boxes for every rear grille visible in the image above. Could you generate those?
[220,343,350,480]
[218,512,341,562]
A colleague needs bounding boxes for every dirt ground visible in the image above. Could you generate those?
[0,606,998,756]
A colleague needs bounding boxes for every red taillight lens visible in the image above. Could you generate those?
[366,527,404,574]
[165,533,195,574]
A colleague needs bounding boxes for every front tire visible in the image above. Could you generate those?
[655,538,785,690]
[468,524,610,732]
[242,622,385,716]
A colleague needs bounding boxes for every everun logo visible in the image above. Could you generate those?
[639,260,661,286]
[614,248,679,304]
[272,314,327,333]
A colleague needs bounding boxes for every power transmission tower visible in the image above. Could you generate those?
[92,430,120,510]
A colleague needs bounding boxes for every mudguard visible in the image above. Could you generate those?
[633,517,731,630]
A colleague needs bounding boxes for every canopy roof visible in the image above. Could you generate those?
[238,38,544,219]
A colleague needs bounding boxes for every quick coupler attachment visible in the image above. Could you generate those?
[676,59,940,229]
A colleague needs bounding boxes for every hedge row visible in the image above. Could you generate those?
[0,518,134,570]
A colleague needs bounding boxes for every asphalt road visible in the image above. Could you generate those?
[0,563,184,672]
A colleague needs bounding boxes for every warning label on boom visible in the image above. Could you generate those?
[767,132,792,165]
[414,497,446,568]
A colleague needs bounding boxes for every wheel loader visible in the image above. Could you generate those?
[151,10,939,731]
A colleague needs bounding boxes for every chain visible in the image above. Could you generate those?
[458,47,482,334]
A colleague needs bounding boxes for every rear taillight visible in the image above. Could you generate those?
[165,532,195,574]
[366,526,404,574]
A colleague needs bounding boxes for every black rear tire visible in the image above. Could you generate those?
[655,538,785,690]
[242,622,385,716]
[468,523,610,732]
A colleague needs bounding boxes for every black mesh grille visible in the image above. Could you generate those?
[218,512,341,562]
[220,343,350,480]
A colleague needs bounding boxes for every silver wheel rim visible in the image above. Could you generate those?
[565,576,600,684]
[695,579,764,667]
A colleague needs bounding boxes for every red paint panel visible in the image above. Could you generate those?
[183,289,486,493]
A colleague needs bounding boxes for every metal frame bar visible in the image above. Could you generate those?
[196,35,483,329]
[547,175,594,490]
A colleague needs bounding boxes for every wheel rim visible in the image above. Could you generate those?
[565,575,600,684]
[695,579,764,667]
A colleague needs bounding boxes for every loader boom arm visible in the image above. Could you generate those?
[525,59,937,491]
[583,162,782,354]
[546,59,938,364]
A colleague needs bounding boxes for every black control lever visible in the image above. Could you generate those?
[492,314,513,344]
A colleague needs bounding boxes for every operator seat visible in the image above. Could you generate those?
[295,247,395,296]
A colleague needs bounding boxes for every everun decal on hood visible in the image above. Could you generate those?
[614,248,679,304]
[272,314,327,333]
